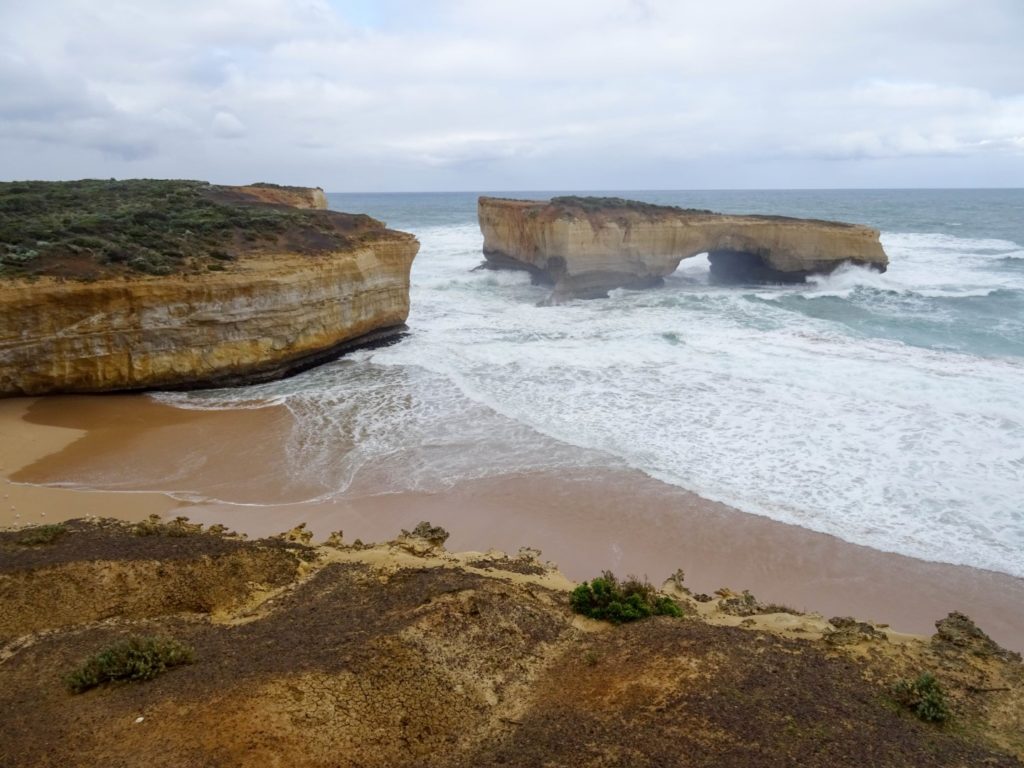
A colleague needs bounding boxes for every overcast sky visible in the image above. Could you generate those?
[1,0,1022,191]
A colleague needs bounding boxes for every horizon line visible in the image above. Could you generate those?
[326,186,1024,194]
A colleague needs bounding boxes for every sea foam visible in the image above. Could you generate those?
[156,220,1024,578]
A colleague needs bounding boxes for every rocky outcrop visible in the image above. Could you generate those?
[479,196,888,300]
[0,184,418,395]
[214,183,329,210]
[2,518,1022,768]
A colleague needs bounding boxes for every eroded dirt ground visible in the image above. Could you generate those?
[1,519,1021,767]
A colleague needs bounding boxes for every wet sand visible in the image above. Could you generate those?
[0,398,180,529]
[7,394,1024,651]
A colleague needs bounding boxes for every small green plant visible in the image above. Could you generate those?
[67,636,195,693]
[892,673,950,723]
[15,523,66,546]
[570,571,683,624]
[133,514,201,537]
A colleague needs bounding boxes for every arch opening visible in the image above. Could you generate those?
[707,250,808,285]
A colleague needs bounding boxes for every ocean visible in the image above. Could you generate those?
[156,189,1024,580]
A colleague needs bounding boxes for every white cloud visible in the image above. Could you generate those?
[212,110,246,138]
[0,0,1022,188]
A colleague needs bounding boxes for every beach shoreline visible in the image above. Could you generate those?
[0,398,181,531]
[3,393,1023,652]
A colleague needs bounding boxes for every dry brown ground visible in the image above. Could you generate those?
[1,519,1021,768]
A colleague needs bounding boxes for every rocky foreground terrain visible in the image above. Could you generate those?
[0,180,418,395]
[1,518,1020,767]
[479,196,888,300]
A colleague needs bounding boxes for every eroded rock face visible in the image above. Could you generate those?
[0,187,418,395]
[216,183,329,210]
[478,196,888,300]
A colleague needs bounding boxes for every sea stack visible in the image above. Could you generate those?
[478,196,888,300]
[0,180,419,395]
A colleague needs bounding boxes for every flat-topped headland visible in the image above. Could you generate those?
[478,195,888,300]
[0,179,419,395]
[1,517,1021,767]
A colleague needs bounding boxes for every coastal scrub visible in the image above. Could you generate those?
[0,179,360,279]
[67,636,195,693]
[570,571,683,623]
[892,673,951,723]
[14,524,66,546]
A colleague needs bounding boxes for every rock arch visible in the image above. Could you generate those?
[478,196,887,300]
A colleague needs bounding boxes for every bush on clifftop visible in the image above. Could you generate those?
[67,636,195,693]
[892,673,951,723]
[14,523,66,546]
[570,571,683,624]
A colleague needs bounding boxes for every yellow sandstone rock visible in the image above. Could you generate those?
[220,183,328,210]
[478,196,888,300]
[0,186,418,395]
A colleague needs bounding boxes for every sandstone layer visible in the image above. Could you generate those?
[479,196,889,299]
[0,182,418,395]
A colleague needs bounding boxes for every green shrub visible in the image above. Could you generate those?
[132,514,201,537]
[15,523,67,546]
[892,673,950,723]
[570,571,683,624]
[67,636,195,693]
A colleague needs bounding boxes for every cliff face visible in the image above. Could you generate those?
[479,196,889,299]
[217,184,329,210]
[0,183,418,395]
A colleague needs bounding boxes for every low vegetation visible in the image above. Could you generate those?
[67,636,195,693]
[550,195,713,216]
[132,514,203,537]
[892,673,951,723]
[14,524,66,546]
[570,571,683,624]
[0,179,358,279]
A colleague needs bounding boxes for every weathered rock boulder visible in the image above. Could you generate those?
[478,196,888,300]
[0,180,418,395]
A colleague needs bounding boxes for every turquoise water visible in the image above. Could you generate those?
[159,189,1024,579]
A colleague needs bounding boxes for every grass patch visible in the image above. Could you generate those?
[15,523,66,546]
[67,636,195,693]
[570,571,683,624]
[892,673,951,723]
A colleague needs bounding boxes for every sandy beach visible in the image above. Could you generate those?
[0,398,181,530]
[5,393,1024,652]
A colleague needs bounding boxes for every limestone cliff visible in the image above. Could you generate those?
[479,196,889,299]
[0,181,418,395]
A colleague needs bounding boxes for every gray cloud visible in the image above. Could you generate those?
[0,0,1022,189]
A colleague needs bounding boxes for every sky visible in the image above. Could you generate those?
[1,0,1022,191]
